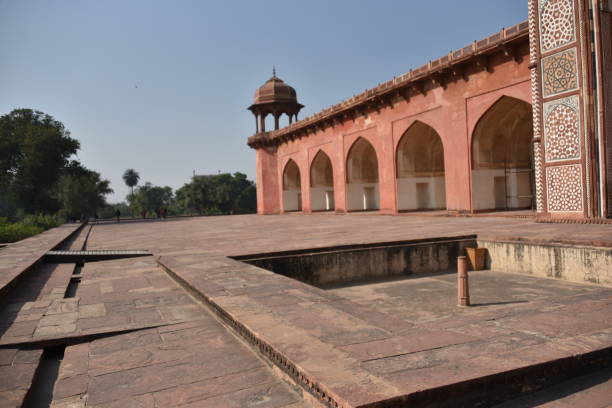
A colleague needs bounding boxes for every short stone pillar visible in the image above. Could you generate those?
[457,256,470,307]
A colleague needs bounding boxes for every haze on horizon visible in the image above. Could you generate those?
[0,0,527,203]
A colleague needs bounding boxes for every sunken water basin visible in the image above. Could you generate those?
[233,235,477,287]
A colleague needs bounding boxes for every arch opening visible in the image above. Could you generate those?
[471,96,534,211]
[396,121,446,211]
[282,159,302,212]
[310,151,335,211]
[346,138,380,211]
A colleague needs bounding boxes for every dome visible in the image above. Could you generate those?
[248,69,304,133]
[253,75,299,105]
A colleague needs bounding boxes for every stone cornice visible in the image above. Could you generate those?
[248,21,529,149]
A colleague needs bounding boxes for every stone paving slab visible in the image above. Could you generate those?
[50,289,305,407]
[0,263,76,342]
[0,257,213,346]
[0,348,43,407]
[0,223,81,296]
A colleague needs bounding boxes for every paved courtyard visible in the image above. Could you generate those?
[0,214,611,407]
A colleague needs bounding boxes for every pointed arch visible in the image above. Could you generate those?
[310,150,334,187]
[395,121,446,211]
[310,150,335,211]
[346,137,380,211]
[282,159,302,211]
[471,96,534,211]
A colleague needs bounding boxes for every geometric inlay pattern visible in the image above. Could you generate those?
[546,164,583,212]
[542,48,578,97]
[543,96,580,162]
[533,142,544,212]
[539,0,576,52]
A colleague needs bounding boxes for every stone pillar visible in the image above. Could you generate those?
[255,146,280,214]
[378,123,398,214]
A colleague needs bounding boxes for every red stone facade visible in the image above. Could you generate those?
[248,2,611,220]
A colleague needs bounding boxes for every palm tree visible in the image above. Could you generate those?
[122,169,140,199]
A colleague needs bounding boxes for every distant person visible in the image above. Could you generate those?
[115,209,121,223]
[94,212,99,224]
[155,208,161,219]
[141,210,146,219]
[161,208,167,219]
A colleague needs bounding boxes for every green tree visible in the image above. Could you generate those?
[56,163,113,220]
[0,109,80,215]
[122,168,140,198]
[175,176,216,214]
[174,172,256,215]
[128,182,173,216]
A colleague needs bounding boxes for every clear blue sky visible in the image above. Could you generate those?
[0,0,527,202]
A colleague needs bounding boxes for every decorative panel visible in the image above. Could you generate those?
[541,47,579,97]
[543,95,580,162]
[546,164,583,212]
[539,0,576,53]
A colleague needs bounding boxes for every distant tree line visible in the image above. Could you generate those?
[107,171,257,219]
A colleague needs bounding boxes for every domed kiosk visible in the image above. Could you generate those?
[248,69,304,133]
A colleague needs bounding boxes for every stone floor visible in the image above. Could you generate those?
[0,214,611,407]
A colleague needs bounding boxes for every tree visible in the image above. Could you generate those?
[0,109,80,215]
[122,168,140,198]
[128,182,173,215]
[56,163,113,220]
[174,172,256,215]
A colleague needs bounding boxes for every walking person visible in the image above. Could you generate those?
[115,209,121,223]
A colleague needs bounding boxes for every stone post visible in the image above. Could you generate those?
[457,256,470,307]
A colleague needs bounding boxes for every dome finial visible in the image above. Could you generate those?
[272,66,276,77]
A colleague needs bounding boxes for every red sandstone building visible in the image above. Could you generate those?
[248,0,612,221]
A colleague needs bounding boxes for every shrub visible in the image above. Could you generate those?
[0,222,44,243]
[20,213,59,230]
[23,214,57,229]
[0,214,59,243]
